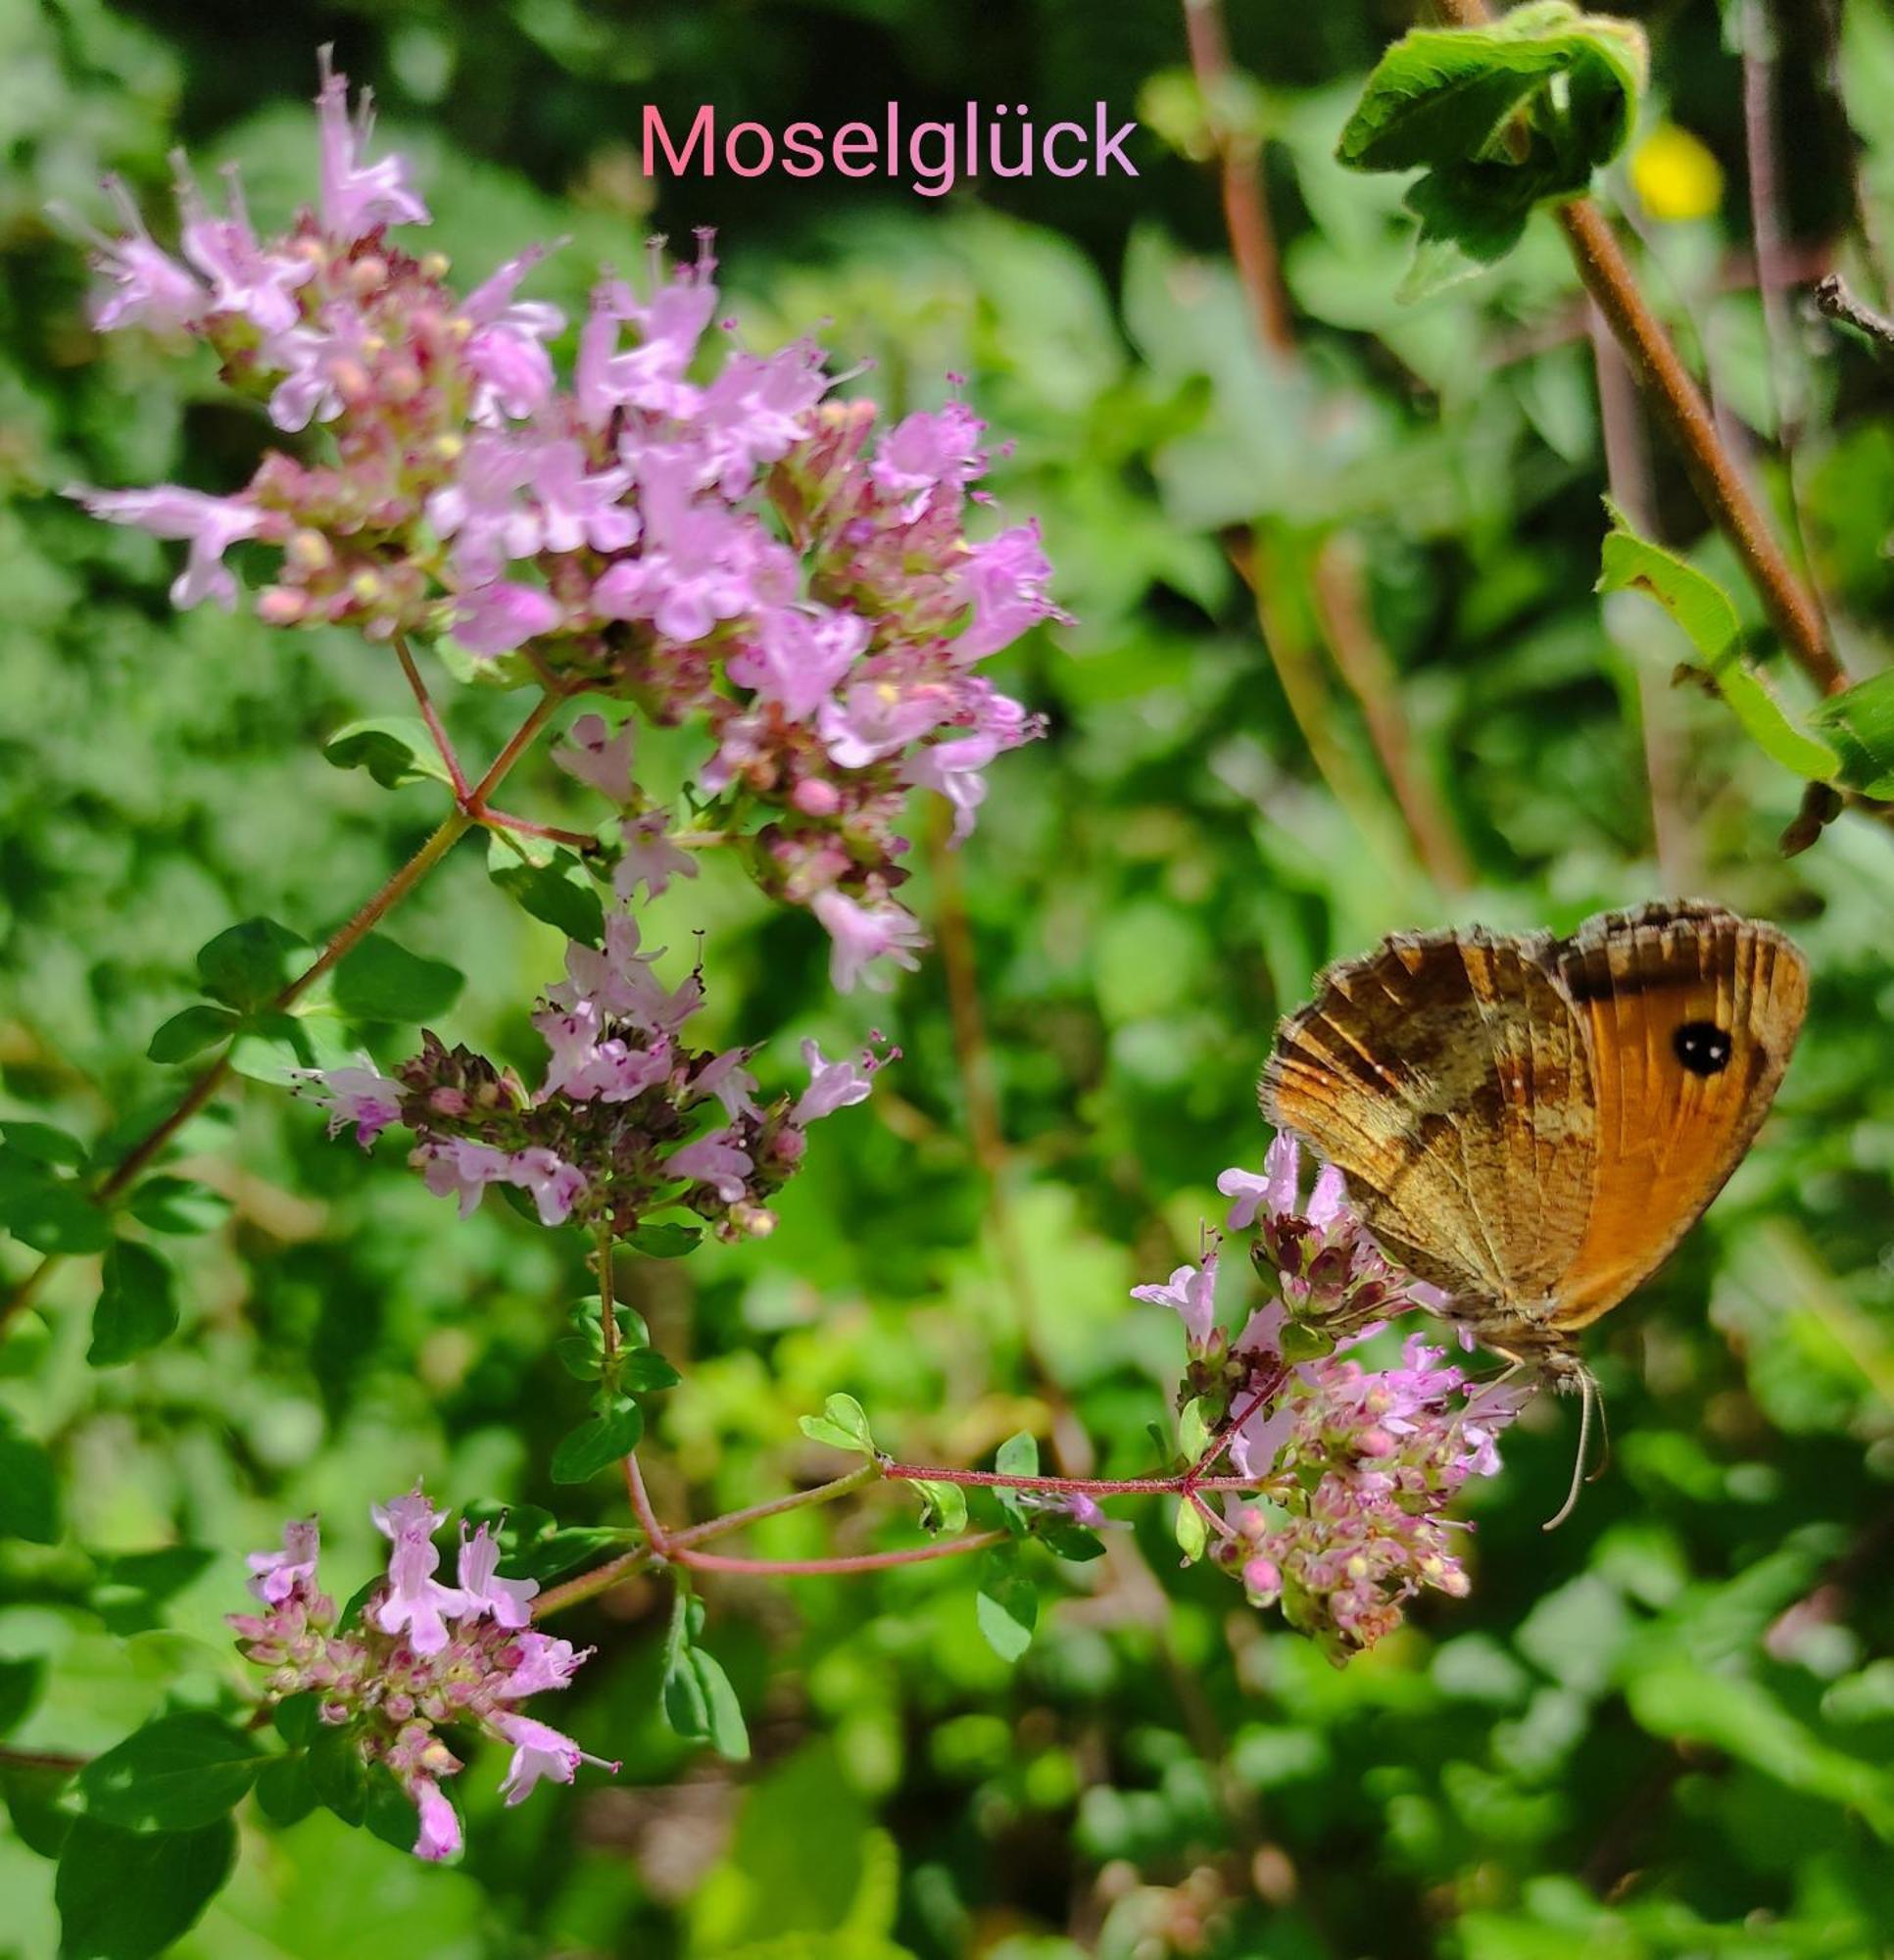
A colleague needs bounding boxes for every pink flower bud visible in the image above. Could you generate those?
[791,778,843,816]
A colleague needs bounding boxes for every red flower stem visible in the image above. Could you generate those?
[877,1459,1260,1497]
[667,1532,1005,1578]
[393,631,469,797]
[0,688,567,1340]
[1190,1490,1238,1540]
[479,808,598,850]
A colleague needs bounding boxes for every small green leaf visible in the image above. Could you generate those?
[487,836,606,946]
[994,1431,1039,1533]
[0,1424,59,1544]
[270,1694,322,1748]
[554,1334,604,1380]
[124,1176,231,1237]
[145,1005,240,1066]
[306,1724,368,1826]
[332,933,464,1024]
[87,1242,179,1367]
[0,1147,110,1255]
[1174,1494,1210,1565]
[364,1762,431,1852]
[620,1347,683,1393]
[907,1478,968,1535]
[550,1401,645,1485]
[321,715,456,791]
[1178,1398,1214,1463]
[0,1122,86,1171]
[77,1713,265,1832]
[0,1654,44,1738]
[685,1647,750,1761]
[626,1220,704,1259]
[226,1008,356,1088]
[798,1393,875,1457]
[1810,667,1894,797]
[976,1548,1039,1662]
[56,1814,236,1960]
[195,917,307,1013]
[252,1752,317,1827]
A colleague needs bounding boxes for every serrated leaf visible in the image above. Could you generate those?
[321,715,456,791]
[1597,505,1841,783]
[550,1401,644,1485]
[487,835,605,946]
[332,933,464,1024]
[77,1713,266,1831]
[55,1813,236,1960]
[87,1242,178,1367]
[976,1549,1039,1662]
[798,1394,875,1456]
[907,1478,968,1535]
[145,1005,240,1066]
[195,917,307,1013]
[1338,2,1647,286]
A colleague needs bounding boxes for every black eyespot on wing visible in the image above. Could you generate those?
[1673,1020,1734,1077]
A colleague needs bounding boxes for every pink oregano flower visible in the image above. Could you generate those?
[229,1489,613,1862]
[1132,1133,1526,1662]
[70,55,1062,994]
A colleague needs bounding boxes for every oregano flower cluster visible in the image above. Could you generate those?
[231,1490,612,1864]
[70,53,1057,989]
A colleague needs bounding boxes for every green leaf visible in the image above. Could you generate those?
[906,1478,968,1535]
[550,1401,645,1485]
[252,1752,317,1828]
[195,917,307,1013]
[270,1693,322,1748]
[0,1122,87,1171]
[56,1814,236,1960]
[364,1762,429,1852]
[226,1008,357,1088]
[306,1724,368,1826]
[88,1547,216,1638]
[321,715,456,791]
[1338,2,1647,284]
[1178,1397,1214,1462]
[0,1654,44,1738]
[798,1394,876,1457]
[87,1243,178,1367]
[620,1347,683,1393]
[123,1176,231,1237]
[0,1424,60,1544]
[1174,1494,1209,1565]
[77,1713,266,1831]
[331,932,464,1024]
[1810,667,1894,797]
[994,1431,1038,1532]
[144,1004,240,1065]
[487,835,606,946]
[626,1220,704,1258]
[685,1647,751,1761]
[976,1548,1039,1663]
[554,1334,604,1380]
[0,1147,111,1255]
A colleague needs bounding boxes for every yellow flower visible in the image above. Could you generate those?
[1629,123,1724,222]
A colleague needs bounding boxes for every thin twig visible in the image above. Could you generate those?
[1813,273,1894,358]
[479,808,598,851]
[1181,0,1295,356]
[925,808,1093,1475]
[667,1531,1006,1579]
[393,631,469,798]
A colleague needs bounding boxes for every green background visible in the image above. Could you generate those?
[3,0,1893,1954]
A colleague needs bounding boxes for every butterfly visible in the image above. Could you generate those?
[1260,901,1809,1518]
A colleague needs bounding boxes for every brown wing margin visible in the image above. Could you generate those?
[1546,901,1810,1330]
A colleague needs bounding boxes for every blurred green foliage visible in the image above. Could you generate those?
[3,0,1894,1955]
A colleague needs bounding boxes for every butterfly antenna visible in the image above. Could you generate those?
[1541,1367,1596,1533]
